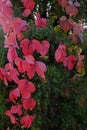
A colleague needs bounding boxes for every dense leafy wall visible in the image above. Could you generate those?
[0,0,87,130]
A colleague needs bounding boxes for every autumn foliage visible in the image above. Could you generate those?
[0,0,86,129]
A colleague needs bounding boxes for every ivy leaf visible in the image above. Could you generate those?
[74,2,80,7]
[8,88,20,103]
[21,115,34,128]
[20,39,34,55]
[0,68,8,86]
[24,55,35,64]
[76,55,85,75]
[55,42,66,63]
[5,63,19,84]
[21,0,35,17]
[35,61,47,79]
[22,97,36,110]
[18,79,36,99]
[7,46,18,63]
[57,0,68,9]
[26,64,35,79]
[60,16,73,32]
[15,57,30,73]
[11,104,22,116]
[35,13,47,28]
[64,55,77,71]
[4,32,18,48]
[5,0,13,7]
[32,39,41,53]
[5,110,17,124]
[40,40,50,56]
[70,33,78,44]
[66,5,78,17]
[12,18,27,33]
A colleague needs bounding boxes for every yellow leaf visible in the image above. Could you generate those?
[54,25,60,32]
[76,67,85,75]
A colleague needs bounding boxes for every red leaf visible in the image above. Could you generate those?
[18,79,36,99]
[60,18,73,32]
[20,39,30,55]
[17,32,24,41]
[70,33,78,44]
[7,46,18,63]
[11,104,22,116]
[0,68,8,86]
[0,68,5,81]
[76,55,85,71]
[35,13,47,28]
[5,110,17,124]
[0,1,13,19]
[12,18,27,33]
[4,32,18,48]
[5,63,19,84]
[55,43,66,63]
[60,16,67,21]
[20,39,34,56]
[22,97,36,110]
[0,19,11,34]
[21,115,34,128]
[23,9,31,17]
[14,58,28,73]
[21,0,35,17]
[8,88,20,103]
[66,5,78,17]
[26,64,35,79]
[40,40,50,56]
[74,2,80,7]
[57,0,68,8]
[73,23,80,36]
[76,61,84,71]
[64,55,77,71]
[24,55,35,64]
[32,39,41,53]
[35,61,47,79]
[5,0,13,7]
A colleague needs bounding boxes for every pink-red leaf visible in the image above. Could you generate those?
[14,58,28,73]
[20,39,33,55]
[32,39,41,53]
[66,5,78,17]
[4,32,18,48]
[35,13,47,28]
[12,18,27,33]
[40,40,50,56]
[74,2,80,7]
[11,104,22,116]
[26,64,35,79]
[22,97,36,110]
[21,0,35,17]
[5,63,19,84]
[60,18,73,32]
[57,0,68,8]
[35,61,47,79]
[21,115,34,128]
[55,43,66,62]
[18,79,36,99]
[24,55,35,64]
[64,55,77,71]
[8,88,20,103]
[5,110,17,124]
[7,46,18,63]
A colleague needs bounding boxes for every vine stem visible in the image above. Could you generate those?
[12,124,19,130]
